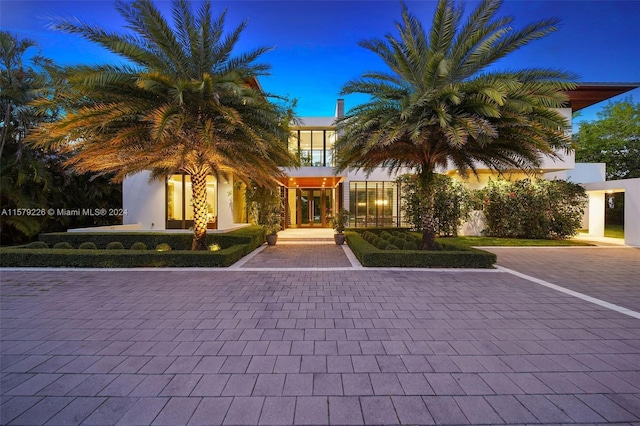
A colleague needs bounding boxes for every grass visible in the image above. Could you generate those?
[605,224,625,239]
[416,234,595,247]
[578,224,625,239]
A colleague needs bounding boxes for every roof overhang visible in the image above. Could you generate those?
[565,83,640,112]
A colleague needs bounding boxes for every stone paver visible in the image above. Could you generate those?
[241,244,352,268]
[2,243,640,425]
[487,246,640,311]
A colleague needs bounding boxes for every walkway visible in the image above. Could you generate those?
[1,238,640,425]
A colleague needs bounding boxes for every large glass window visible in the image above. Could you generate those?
[288,129,336,167]
[299,131,312,166]
[349,181,404,227]
[167,174,217,229]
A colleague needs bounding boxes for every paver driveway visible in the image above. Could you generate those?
[1,246,640,425]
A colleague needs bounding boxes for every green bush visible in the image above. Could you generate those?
[403,241,418,250]
[376,239,390,250]
[397,173,473,236]
[3,226,266,268]
[155,243,172,251]
[53,242,73,249]
[78,242,97,250]
[478,178,587,239]
[0,245,248,268]
[38,225,265,251]
[106,241,125,250]
[130,242,147,250]
[385,244,400,250]
[380,231,391,239]
[26,241,48,249]
[346,232,496,268]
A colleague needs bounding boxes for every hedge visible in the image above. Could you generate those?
[1,226,266,268]
[0,245,247,268]
[38,225,265,253]
[346,232,496,268]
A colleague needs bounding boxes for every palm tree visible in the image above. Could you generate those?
[335,0,576,250]
[30,0,296,250]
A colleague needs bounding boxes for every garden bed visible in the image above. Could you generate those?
[0,226,265,268]
[347,229,497,268]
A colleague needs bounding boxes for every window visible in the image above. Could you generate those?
[288,129,336,167]
[167,174,217,229]
[349,181,404,227]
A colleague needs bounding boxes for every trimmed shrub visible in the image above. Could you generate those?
[385,244,400,250]
[106,242,125,250]
[3,226,266,268]
[130,242,147,250]
[39,225,265,252]
[0,245,248,268]
[26,241,48,249]
[53,242,73,249]
[346,232,496,268]
[380,231,391,239]
[155,243,172,252]
[402,241,418,250]
[376,240,390,250]
[78,242,98,250]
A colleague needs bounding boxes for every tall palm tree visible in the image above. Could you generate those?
[335,0,576,250]
[30,0,296,250]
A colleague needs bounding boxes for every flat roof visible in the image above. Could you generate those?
[565,83,639,112]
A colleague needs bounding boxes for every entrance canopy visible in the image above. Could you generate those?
[280,176,344,189]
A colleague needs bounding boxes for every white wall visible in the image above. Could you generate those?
[217,177,235,230]
[123,171,166,230]
[583,178,640,247]
[547,163,606,183]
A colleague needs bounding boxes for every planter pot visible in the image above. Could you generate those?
[334,233,346,245]
[266,234,278,245]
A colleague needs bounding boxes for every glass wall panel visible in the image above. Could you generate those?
[325,131,336,167]
[312,130,324,166]
[299,131,312,166]
[167,174,218,229]
[348,181,401,228]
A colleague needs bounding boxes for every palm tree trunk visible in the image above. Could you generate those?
[190,167,209,251]
[418,169,439,250]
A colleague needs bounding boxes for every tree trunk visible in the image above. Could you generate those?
[190,168,209,251]
[419,169,439,250]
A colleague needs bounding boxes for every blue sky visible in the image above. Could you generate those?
[2,0,639,131]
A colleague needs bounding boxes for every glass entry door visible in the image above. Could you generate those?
[298,188,333,227]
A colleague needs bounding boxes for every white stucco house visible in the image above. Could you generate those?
[116,83,640,246]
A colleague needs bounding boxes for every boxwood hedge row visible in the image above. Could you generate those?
[38,225,265,253]
[1,226,265,268]
[346,231,496,268]
[0,245,247,268]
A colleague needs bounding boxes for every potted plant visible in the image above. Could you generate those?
[264,205,281,245]
[333,208,350,245]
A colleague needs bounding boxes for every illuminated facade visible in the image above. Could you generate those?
[118,84,640,246]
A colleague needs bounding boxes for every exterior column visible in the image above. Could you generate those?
[588,191,605,237]
[624,184,640,247]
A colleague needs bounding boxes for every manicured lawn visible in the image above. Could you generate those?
[417,234,595,247]
[578,224,625,239]
[605,224,625,239]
